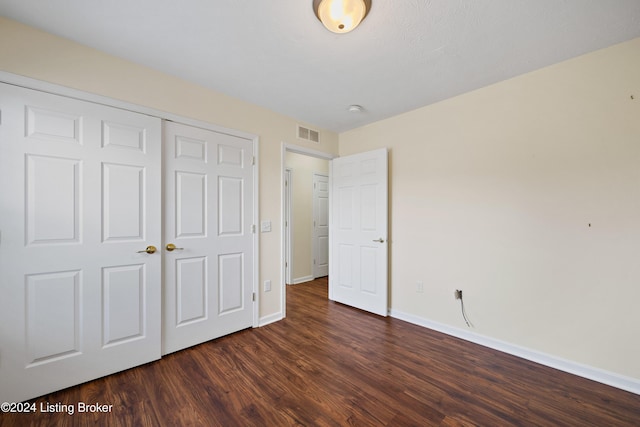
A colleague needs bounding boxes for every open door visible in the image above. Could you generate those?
[329,148,388,316]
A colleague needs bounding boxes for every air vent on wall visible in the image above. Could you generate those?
[297,124,320,143]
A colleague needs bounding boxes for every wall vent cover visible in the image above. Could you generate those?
[297,125,320,143]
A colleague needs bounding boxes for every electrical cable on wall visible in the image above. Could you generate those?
[455,290,473,328]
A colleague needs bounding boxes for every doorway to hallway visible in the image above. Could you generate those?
[281,144,334,318]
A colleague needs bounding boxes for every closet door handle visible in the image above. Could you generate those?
[372,238,385,243]
[166,243,184,252]
[137,245,157,254]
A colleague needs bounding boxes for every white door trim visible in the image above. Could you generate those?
[0,72,256,140]
[0,71,260,328]
[280,143,336,319]
[284,168,293,285]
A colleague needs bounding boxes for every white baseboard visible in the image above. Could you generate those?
[390,309,640,396]
[258,312,283,327]
[292,275,314,285]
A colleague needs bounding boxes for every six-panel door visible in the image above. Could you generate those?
[330,148,389,316]
[0,83,162,402]
[162,121,254,355]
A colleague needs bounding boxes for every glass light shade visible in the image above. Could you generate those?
[317,0,367,33]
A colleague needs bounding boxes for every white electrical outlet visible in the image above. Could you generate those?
[264,280,271,292]
[416,281,424,293]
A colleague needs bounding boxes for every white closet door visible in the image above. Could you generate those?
[162,121,254,355]
[0,83,162,402]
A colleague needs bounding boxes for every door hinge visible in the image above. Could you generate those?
[252,156,256,166]
[252,224,256,233]
[252,292,256,302]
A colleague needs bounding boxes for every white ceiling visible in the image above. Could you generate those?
[2,1,640,133]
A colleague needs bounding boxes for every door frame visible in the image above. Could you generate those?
[0,71,261,328]
[284,168,293,285]
[280,143,336,318]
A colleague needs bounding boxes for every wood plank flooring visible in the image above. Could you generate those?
[1,277,639,426]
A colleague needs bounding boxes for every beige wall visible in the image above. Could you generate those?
[285,152,330,282]
[340,38,640,380]
[0,17,339,321]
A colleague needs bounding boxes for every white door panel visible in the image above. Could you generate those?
[102,163,146,241]
[176,257,208,325]
[102,264,147,346]
[163,121,253,355]
[0,83,162,403]
[176,171,207,237]
[330,148,388,316]
[25,271,81,363]
[26,155,81,244]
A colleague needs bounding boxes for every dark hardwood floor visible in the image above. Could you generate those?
[2,277,639,426]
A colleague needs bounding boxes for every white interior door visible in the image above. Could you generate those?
[0,83,162,402]
[162,121,254,355]
[313,173,329,278]
[329,148,388,316]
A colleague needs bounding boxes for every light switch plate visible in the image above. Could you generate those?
[261,220,271,232]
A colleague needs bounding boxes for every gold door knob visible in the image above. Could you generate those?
[137,245,157,254]
[166,243,184,252]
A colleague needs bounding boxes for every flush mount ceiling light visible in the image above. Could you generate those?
[313,0,372,34]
